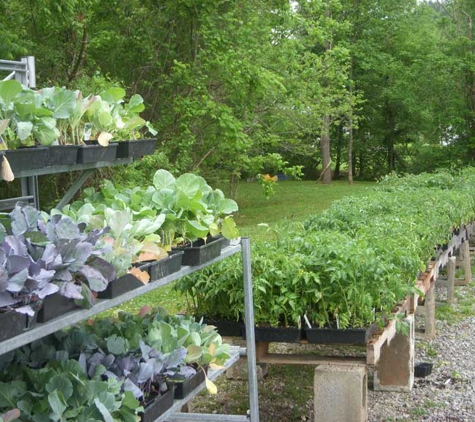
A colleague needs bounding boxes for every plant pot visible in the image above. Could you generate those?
[115,139,157,159]
[76,142,118,164]
[203,318,243,337]
[172,366,208,399]
[3,147,49,173]
[149,251,184,281]
[174,236,224,266]
[97,273,145,299]
[0,310,27,342]
[37,293,80,323]
[45,145,79,167]
[304,323,377,345]
[26,300,44,329]
[140,385,175,422]
[414,362,433,378]
[242,325,302,343]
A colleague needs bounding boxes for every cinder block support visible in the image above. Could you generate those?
[314,364,367,422]
[374,314,414,392]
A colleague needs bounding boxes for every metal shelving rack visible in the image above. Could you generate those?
[0,239,260,421]
[0,56,259,420]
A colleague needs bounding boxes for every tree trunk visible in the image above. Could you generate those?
[348,55,354,185]
[321,114,332,184]
[334,125,342,180]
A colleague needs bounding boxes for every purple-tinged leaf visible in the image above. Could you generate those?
[123,379,143,399]
[164,347,187,369]
[10,207,27,236]
[79,265,109,293]
[67,242,93,271]
[6,255,30,274]
[79,353,87,374]
[87,256,116,282]
[30,268,55,286]
[57,281,83,300]
[7,268,28,292]
[54,269,72,281]
[0,292,21,307]
[37,282,59,299]
[13,305,34,316]
[0,267,7,292]
[137,361,154,384]
[54,217,81,240]
[5,235,27,256]
[40,244,58,268]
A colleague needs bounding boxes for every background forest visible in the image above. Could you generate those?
[0,0,474,190]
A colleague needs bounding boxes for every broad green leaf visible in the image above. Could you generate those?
[175,173,201,199]
[102,87,126,103]
[185,345,202,362]
[221,216,239,239]
[126,94,145,113]
[16,121,33,141]
[186,220,209,239]
[106,335,127,355]
[0,80,22,104]
[52,89,77,119]
[0,381,25,408]
[46,375,73,400]
[93,397,114,422]
[48,390,66,419]
[153,170,176,190]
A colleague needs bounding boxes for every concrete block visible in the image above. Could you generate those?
[374,314,414,392]
[314,364,367,422]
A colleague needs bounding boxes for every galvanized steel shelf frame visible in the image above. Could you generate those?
[0,157,134,211]
[0,239,260,422]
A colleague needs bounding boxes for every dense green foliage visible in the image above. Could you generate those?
[1,0,474,186]
[175,169,475,329]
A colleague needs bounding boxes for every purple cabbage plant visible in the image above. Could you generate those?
[79,340,191,403]
[0,205,116,313]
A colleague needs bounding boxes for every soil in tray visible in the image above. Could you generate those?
[140,385,175,422]
[173,235,224,266]
[304,323,378,344]
[242,325,303,343]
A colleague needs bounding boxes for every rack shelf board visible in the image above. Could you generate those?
[0,157,133,180]
[0,243,241,356]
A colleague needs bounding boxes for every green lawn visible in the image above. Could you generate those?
[102,179,373,317]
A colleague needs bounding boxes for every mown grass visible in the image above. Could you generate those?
[101,180,373,317]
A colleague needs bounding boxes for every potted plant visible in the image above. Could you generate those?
[1,204,116,322]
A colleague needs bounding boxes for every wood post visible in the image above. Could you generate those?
[447,256,456,304]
